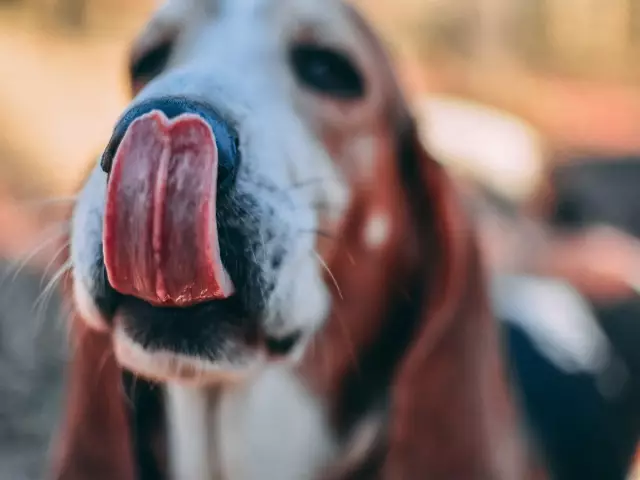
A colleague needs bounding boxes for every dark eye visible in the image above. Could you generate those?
[289,44,365,99]
[129,41,173,89]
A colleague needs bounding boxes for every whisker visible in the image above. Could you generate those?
[0,223,70,289]
[124,374,140,410]
[32,260,72,318]
[33,261,73,342]
[21,195,77,208]
[21,196,77,218]
[40,242,70,287]
[70,317,92,354]
[97,346,116,390]
[312,250,343,300]
[309,251,359,374]
[286,177,334,191]
[32,278,74,349]
[290,201,344,216]
[311,201,344,212]
[298,229,339,241]
[54,295,75,336]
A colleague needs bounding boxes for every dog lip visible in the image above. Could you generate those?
[80,274,307,371]
[112,322,260,385]
[111,292,259,350]
[264,331,303,357]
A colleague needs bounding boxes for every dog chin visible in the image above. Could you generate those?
[72,275,318,385]
[112,325,265,386]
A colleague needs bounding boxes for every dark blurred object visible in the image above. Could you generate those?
[544,155,640,476]
[471,179,640,478]
[504,317,636,480]
[550,156,640,236]
[546,156,640,348]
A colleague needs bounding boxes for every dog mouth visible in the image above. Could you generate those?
[103,110,234,307]
[109,294,263,383]
[77,97,306,381]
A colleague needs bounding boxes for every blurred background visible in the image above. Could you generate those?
[1,0,639,201]
[1,0,639,246]
[1,0,640,478]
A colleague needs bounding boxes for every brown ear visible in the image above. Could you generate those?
[385,123,541,479]
[49,314,137,480]
[302,115,542,479]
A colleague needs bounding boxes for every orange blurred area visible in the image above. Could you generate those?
[1,0,638,214]
[0,0,155,262]
[0,0,154,198]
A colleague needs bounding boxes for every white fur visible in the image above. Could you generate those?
[214,366,338,480]
[165,385,214,480]
[71,0,366,363]
[69,0,397,477]
[112,326,262,385]
[71,166,109,331]
[72,280,108,332]
[364,213,389,249]
[163,367,338,480]
[328,409,385,476]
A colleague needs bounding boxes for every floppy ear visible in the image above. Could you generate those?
[302,112,542,479]
[49,313,137,480]
[384,122,539,479]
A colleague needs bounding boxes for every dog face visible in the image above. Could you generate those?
[71,0,403,383]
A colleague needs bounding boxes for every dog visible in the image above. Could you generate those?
[50,0,538,478]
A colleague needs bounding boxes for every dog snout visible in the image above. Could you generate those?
[101,96,240,191]
[100,95,241,307]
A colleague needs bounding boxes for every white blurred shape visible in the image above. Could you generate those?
[492,275,614,376]
[414,96,544,203]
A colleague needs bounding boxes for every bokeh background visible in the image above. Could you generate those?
[2,0,640,198]
[1,0,640,478]
[1,0,639,229]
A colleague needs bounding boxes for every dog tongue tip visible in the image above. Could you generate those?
[103,111,235,306]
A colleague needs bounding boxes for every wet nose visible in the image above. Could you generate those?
[100,96,240,191]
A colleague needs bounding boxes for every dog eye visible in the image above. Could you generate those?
[129,41,173,88]
[289,44,365,99]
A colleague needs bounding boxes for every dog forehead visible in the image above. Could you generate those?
[180,0,347,21]
[152,0,373,54]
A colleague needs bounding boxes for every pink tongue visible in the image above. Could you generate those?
[103,111,234,307]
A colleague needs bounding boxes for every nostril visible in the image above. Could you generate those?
[99,96,241,189]
[265,331,302,357]
[100,133,123,175]
[217,131,240,192]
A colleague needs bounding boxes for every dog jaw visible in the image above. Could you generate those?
[69,0,384,375]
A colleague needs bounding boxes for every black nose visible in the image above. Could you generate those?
[100,96,240,191]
